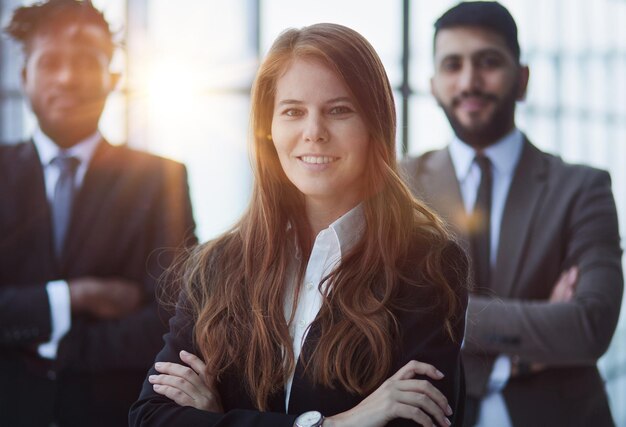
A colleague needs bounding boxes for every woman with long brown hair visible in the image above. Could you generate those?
[130,23,468,427]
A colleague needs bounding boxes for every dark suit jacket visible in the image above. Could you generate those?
[129,239,469,427]
[401,139,623,427]
[0,140,197,427]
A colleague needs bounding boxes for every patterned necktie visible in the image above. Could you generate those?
[51,154,80,258]
[470,154,492,293]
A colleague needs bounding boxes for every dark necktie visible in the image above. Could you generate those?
[51,154,80,258]
[470,154,492,293]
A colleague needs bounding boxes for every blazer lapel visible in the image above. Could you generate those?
[288,320,321,413]
[289,312,374,416]
[493,139,548,297]
[419,148,471,253]
[268,388,287,413]
[10,140,51,225]
[2,141,59,275]
[62,140,120,267]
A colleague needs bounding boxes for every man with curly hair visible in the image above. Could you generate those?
[0,1,196,425]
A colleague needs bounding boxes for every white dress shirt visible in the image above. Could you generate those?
[32,128,101,359]
[283,204,364,412]
[448,129,524,427]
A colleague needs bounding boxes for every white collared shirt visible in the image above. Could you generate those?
[448,129,524,427]
[283,204,364,412]
[33,127,101,202]
[32,128,102,360]
[448,128,523,267]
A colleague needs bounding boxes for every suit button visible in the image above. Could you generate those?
[47,370,57,380]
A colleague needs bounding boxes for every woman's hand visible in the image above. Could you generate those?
[149,350,223,412]
[325,360,452,427]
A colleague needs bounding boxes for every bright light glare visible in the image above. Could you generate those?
[127,54,253,240]
[144,59,205,112]
[131,56,213,160]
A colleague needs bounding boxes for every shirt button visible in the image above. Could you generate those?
[306,282,314,291]
[47,370,57,381]
[298,320,306,329]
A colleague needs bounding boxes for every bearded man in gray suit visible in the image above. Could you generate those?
[401,2,623,427]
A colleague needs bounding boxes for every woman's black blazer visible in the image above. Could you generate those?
[129,240,469,427]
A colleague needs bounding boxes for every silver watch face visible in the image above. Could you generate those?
[295,410,323,427]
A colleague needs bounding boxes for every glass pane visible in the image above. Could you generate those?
[146,93,251,241]
[126,0,257,240]
[617,2,626,50]
[99,92,127,146]
[588,59,607,117]
[526,54,557,109]
[588,0,609,51]
[524,114,557,154]
[409,0,456,91]
[561,0,586,53]
[408,95,452,156]
[560,56,582,110]
[0,35,22,90]
[559,113,585,163]
[1,99,22,142]
[393,89,403,160]
[614,58,626,116]
[261,0,401,85]
[512,0,557,54]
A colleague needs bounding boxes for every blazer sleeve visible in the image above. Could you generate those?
[56,163,198,372]
[0,145,60,347]
[131,240,469,427]
[0,284,54,346]
[463,169,624,364]
[388,241,469,427]
[129,294,298,427]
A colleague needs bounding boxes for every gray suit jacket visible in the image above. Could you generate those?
[400,139,623,427]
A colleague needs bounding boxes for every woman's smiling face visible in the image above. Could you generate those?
[271,58,370,211]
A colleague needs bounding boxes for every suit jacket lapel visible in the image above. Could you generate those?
[493,139,548,297]
[288,318,321,412]
[419,143,548,297]
[420,148,471,254]
[268,388,287,413]
[2,141,58,274]
[288,318,362,415]
[63,140,120,267]
[13,140,51,223]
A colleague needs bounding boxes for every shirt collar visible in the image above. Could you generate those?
[449,128,524,180]
[33,127,102,168]
[327,203,365,255]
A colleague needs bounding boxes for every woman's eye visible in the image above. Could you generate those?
[283,108,303,117]
[329,105,352,115]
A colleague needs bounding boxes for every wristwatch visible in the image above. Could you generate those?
[294,410,325,427]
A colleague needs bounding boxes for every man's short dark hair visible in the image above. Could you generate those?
[4,0,115,58]
[434,1,520,62]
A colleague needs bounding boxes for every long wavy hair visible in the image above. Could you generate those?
[181,23,462,410]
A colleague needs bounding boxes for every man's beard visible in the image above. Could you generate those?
[439,86,518,149]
